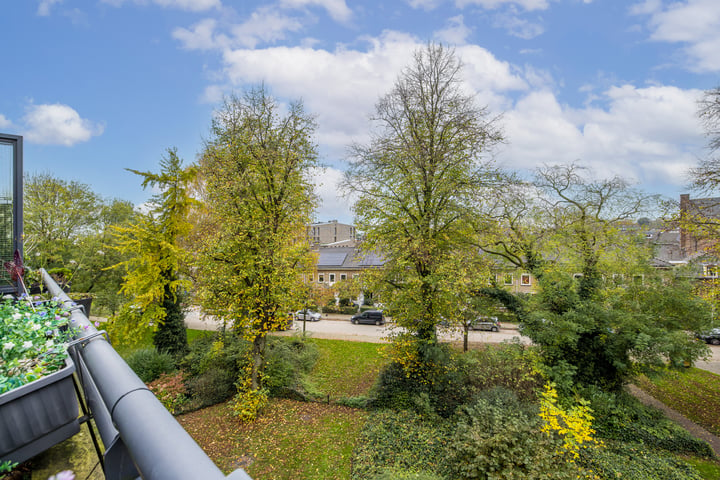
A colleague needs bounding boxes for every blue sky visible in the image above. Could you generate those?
[3,0,720,223]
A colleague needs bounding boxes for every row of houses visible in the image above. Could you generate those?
[307,194,720,294]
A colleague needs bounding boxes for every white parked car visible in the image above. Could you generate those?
[295,309,322,321]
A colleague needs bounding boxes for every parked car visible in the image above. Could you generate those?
[469,316,501,332]
[295,309,321,322]
[698,327,720,345]
[351,310,385,325]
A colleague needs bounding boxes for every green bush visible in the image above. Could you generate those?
[186,367,236,408]
[125,348,176,383]
[265,336,321,399]
[180,332,248,378]
[447,388,578,480]
[351,409,452,480]
[579,441,703,480]
[370,469,444,480]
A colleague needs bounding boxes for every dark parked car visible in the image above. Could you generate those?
[351,310,385,325]
[698,327,720,345]
[469,316,501,332]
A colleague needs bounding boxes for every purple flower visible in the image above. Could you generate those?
[94,321,100,327]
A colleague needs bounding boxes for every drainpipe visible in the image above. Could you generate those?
[42,269,251,480]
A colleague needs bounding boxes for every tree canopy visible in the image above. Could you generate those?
[195,86,318,419]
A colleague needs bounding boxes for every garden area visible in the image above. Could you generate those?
[18,329,720,480]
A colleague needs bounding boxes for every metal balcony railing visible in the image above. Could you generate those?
[41,269,252,480]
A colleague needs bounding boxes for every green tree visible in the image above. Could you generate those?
[23,172,102,268]
[110,148,195,357]
[343,43,503,379]
[195,86,318,419]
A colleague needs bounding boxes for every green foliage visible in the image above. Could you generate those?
[264,336,320,399]
[447,388,578,480]
[196,86,318,394]
[523,271,712,392]
[344,43,502,353]
[125,347,176,383]
[351,409,453,480]
[110,148,195,357]
[580,441,703,480]
[371,342,543,418]
[0,297,74,394]
[370,469,444,480]
[180,332,249,408]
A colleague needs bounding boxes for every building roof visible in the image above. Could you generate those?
[315,246,385,270]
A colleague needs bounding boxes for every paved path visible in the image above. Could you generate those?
[627,384,720,457]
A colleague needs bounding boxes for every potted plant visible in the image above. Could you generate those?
[0,253,80,464]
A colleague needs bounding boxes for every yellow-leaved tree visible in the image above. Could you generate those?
[195,86,318,421]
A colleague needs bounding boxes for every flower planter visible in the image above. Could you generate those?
[0,357,80,464]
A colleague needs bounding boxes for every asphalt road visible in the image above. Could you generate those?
[184,307,530,345]
[183,307,720,373]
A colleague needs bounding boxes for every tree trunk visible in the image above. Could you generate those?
[250,333,267,391]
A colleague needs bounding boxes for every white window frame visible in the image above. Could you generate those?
[329,273,336,283]
[503,274,513,285]
[520,274,531,286]
[340,273,347,281]
[318,274,325,283]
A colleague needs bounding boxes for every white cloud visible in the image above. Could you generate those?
[455,0,551,11]
[101,0,220,12]
[500,85,705,187]
[23,104,104,146]
[279,0,352,22]
[37,0,62,16]
[632,0,720,72]
[406,0,445,10]
[434,15,472,45]
[174,9,305,50]
[0,114,11,129]
[173,19,223,50]
[492,10,544,39]
[311,166,354,222]
[219,32,526,155]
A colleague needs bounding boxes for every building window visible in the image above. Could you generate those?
[340,273,347,281]
[705,265,718,277]
[633,274,644,285]
[503,274,513,285]
[309,273,314,282]
[573,273,583,279]
[520,274,531,286]
[329,273,336,283]
[318,274,325,283]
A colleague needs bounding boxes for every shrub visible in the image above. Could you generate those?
[370,469,444,480]
[186,367,236,408]
[125,348,176,383]
[447,388,580,480]
[147,371,188,414]
[265,336,320,399]
[579,441,703,480]
[351,409,453,480]
[180,332,248,377]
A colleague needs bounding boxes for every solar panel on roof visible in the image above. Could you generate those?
[317,251,348,266]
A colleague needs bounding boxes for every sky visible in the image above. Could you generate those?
[3,0,720,224]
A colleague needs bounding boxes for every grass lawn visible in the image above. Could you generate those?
[178,398,367,480]
[635,367,720,436]
[308,338,388,398]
